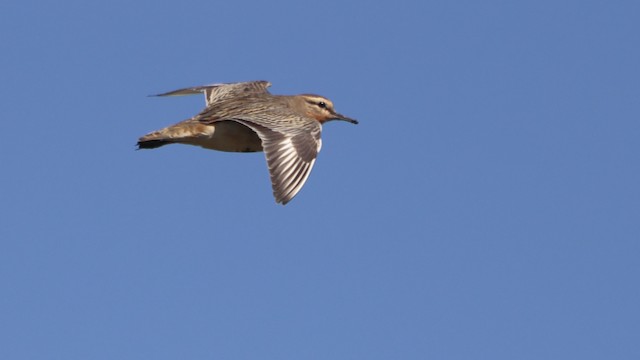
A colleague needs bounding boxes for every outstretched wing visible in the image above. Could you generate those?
[233,118,322,205]
[152,81,272,106]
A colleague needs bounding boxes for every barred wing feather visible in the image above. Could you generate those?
[233,120,322,205]
[153,81,271,106]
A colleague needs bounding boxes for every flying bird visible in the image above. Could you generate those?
[137,81,358,205]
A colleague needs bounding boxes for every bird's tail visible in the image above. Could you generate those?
[136,119,197,149]
[137,130,176,149]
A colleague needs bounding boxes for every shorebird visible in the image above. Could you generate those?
[137,81,358,205]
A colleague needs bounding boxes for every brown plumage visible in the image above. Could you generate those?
[137,81,358,205]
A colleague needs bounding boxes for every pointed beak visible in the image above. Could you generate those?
[332,112,359,124]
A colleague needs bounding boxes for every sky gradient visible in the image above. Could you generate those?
[1,1,639,359]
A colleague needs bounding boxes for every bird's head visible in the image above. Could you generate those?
[298,95,358,124]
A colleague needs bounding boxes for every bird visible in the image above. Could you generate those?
[137,80,358,205]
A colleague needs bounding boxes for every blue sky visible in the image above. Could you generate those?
[1,0,639,359]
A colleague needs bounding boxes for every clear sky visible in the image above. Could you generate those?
[1,1,638,359]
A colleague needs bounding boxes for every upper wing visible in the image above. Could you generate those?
[152,81,272,106]
[233,118,322,205]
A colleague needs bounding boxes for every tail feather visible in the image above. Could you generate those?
[136,121,191,149]
[137,138,173,149]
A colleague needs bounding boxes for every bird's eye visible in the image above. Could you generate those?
[317,101,327,109]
